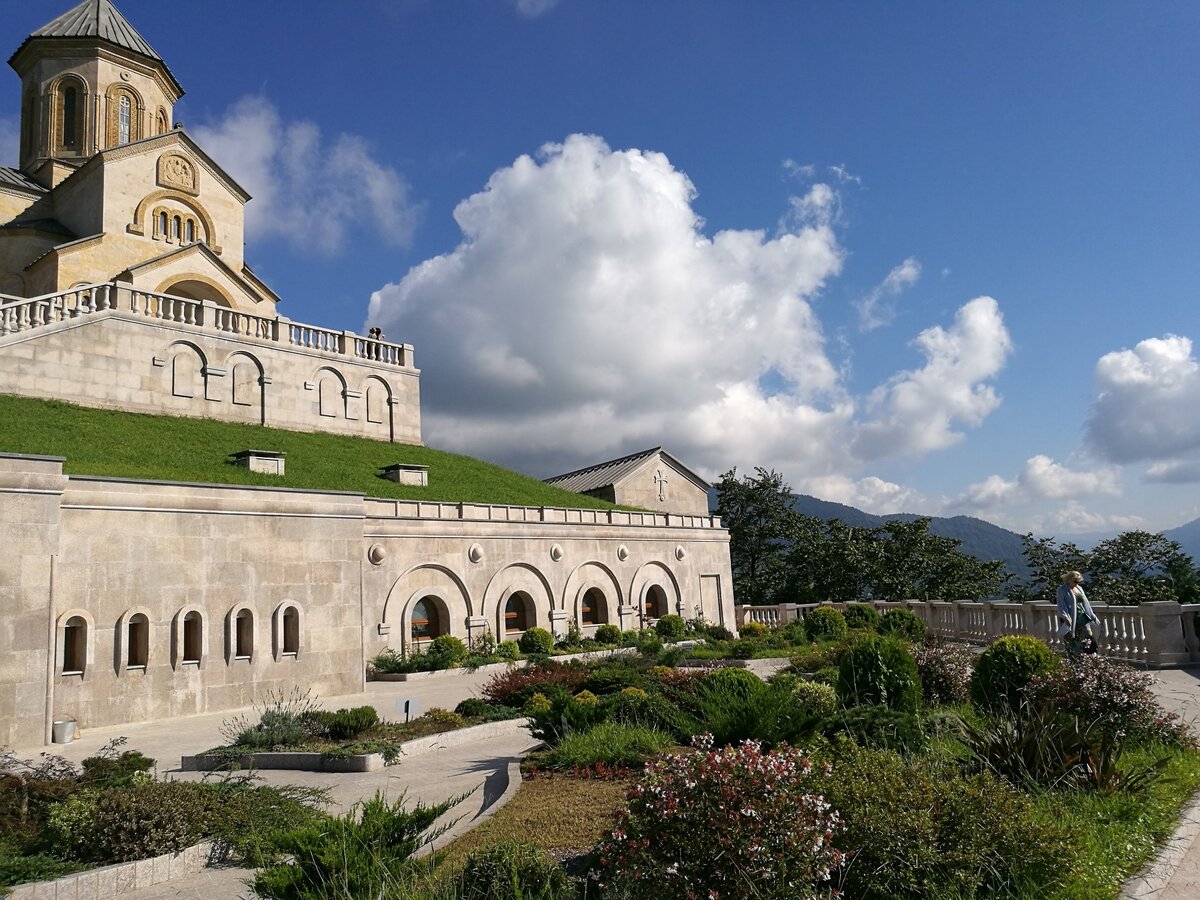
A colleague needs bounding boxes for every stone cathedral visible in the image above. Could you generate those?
[0,1,734,748]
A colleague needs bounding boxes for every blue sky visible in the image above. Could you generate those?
[7,1,1200,539]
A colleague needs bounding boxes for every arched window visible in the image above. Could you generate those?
[182,611,202,664]
[185,219,195,242]
[157,211,167,237]
[58,83,80,150]
[126,613,149,668]
[581,588,607,626]
[62,616,87,674]
[118,96,131,144]
[411,597,442,642]
[504,593,531,634]
[645,585,668,620]
[282,606,300,655]
[234,608,254,659]
[156,108,168,135]
[171,216,181,240]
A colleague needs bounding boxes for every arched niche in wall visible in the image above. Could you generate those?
[481,563,555,640]
[381,564,473,654]
[162,340,207,400]
[629,561,684,626]
[312,366,347,419]
[226,351,266,423]
[363,375,393,433]
[562,561,623,629]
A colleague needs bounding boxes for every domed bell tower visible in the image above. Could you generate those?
[9,0,184,188]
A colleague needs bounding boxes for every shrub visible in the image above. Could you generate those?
[1025,655,1194,746]
[422,707,467,730]
[495,640,521,661]
[633,629,663,655]
[545,722,673,769]
[77,781,214,863]
[792,679,840,718]
[656,645,687,667]
[786,640,844,673]
[79,749,154,789]
[607,689,701,742]
[471,629,496,658]
[558,619,584,650]
[843,603,881,630]
[821,745,1068,899]
[594,623,623,646]
[824,705,926,754]
[325,706,380,741]
[223,688,321,750]
[912,642,973,706]
[730,638,758,659]
[837,636,921,713]
[970,635,1059,714]
[519,627,555,656]
[369,647,417,675]
[455,841,571,900]
[427,634,468,668]
[804,606,848,642]
[454,698,520,723]
[706,623,734,642]
[592,736,845,899]
[655,614,687,641]
[581,663,646,696]
[620,629,640,646]
[481,663,587,707]
[738,620,768,638]
[878,608,927,641]
[780,618,808,644]
[527,689,608,744]
[252,790,461,900]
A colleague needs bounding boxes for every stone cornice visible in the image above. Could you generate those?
[9,38,184,101]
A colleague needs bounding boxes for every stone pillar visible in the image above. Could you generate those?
[549,609,569,640]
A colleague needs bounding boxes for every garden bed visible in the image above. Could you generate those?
[182,716,531,772]
[369,645,642,682]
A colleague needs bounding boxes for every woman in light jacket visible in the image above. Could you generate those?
[1056,570,1099,656]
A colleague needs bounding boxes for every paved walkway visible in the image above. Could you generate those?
[11,663,1200,899]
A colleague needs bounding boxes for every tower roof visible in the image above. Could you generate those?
[31,0,163,61]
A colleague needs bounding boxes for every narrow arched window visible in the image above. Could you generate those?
[127,613,149,668]
[185,219,195,243]
[62,616,87,674]
[157,211,168,237]
[411,597,441,642]
[182,611,202,664]
[645,585,668,620]
[172,216,181,240]
[282,607,300,655]
[118,96,131,144]
[234,609,253,659]
[61,85,78,149]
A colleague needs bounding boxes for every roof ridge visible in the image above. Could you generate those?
[30,0,164,63]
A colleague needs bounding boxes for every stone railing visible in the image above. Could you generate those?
[0,282,414,370]
[736,599,1200,668]
[364,497,723,530]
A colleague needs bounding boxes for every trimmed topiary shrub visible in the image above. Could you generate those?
[518,627,555,656]
[594,623,623,646]
[326,706,380,740]
[455,840,572,900]
[792,679,840,718]
[655,614,687,641]
[878,608,927,642]
[837,636,920,713]
[970,635,1059,714]
[495,640,520,660]
[843,603,881,631]
[804,606,848,642]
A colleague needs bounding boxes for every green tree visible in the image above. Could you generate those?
[1090,530,1197,605]
[1011,534,1089,603]
[714,467,796,605]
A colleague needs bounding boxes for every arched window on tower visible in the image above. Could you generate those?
[172,216,181,241]
[118,96,131,144]
[59,84,79,150]
[185,219,195,243]
[157,211,167,238]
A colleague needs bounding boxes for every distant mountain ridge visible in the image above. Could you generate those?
[1164,517,1200,563]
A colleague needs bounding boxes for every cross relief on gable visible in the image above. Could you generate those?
[654,468,669,502]
[158,153,198,195]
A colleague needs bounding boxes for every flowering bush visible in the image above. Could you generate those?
[1025,656,1194,746]
[912,642,973,706]
[592,735,845,899]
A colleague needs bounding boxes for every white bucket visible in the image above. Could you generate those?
[52,719,76,743]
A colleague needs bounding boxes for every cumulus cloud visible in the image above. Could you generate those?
[369,134,1009,484]
[958,456,1119,512]
[1146,459,1200,484]
[1086,335,1200,471]
[796,474,934,516]
[856,256,921,331]
[192,96,418,255]
[853,296,1013,460]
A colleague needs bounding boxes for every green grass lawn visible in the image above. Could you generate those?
[0,394,616,507]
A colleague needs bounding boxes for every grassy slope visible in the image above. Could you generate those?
[0,394,614,508]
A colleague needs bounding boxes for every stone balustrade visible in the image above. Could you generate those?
[364,496,723,529]
[736,599,1200,668]
[0,282,414,370]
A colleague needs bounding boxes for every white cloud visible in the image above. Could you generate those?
[796,474,933,516]
[1146,459,1200,484]
[958,455,1119,512]
[853,296,1013,460]
[192,96,418,255]
[855,256,921,331]
[828,164,862,185]
[0,117,17,167]
[1086,334,1200,468]
[369,134,1009,486]
[782,159,816,180]
[514,0,559,16]
[1028,502,1144,536]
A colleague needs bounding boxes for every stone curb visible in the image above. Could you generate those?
[4,840,215,900]
[1120,788,1200,899]
[421,756,529,858]
[181,716,533,772]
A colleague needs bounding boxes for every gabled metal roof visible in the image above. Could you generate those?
[31,0,163,62]
[546,447,712,495]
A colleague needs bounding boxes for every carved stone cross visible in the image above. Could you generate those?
[654,468,668,502]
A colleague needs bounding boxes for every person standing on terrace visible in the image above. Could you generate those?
[1056,570,1099,656]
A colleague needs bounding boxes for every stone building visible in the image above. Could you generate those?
[546,447,713,517]
[0,2,735,748]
